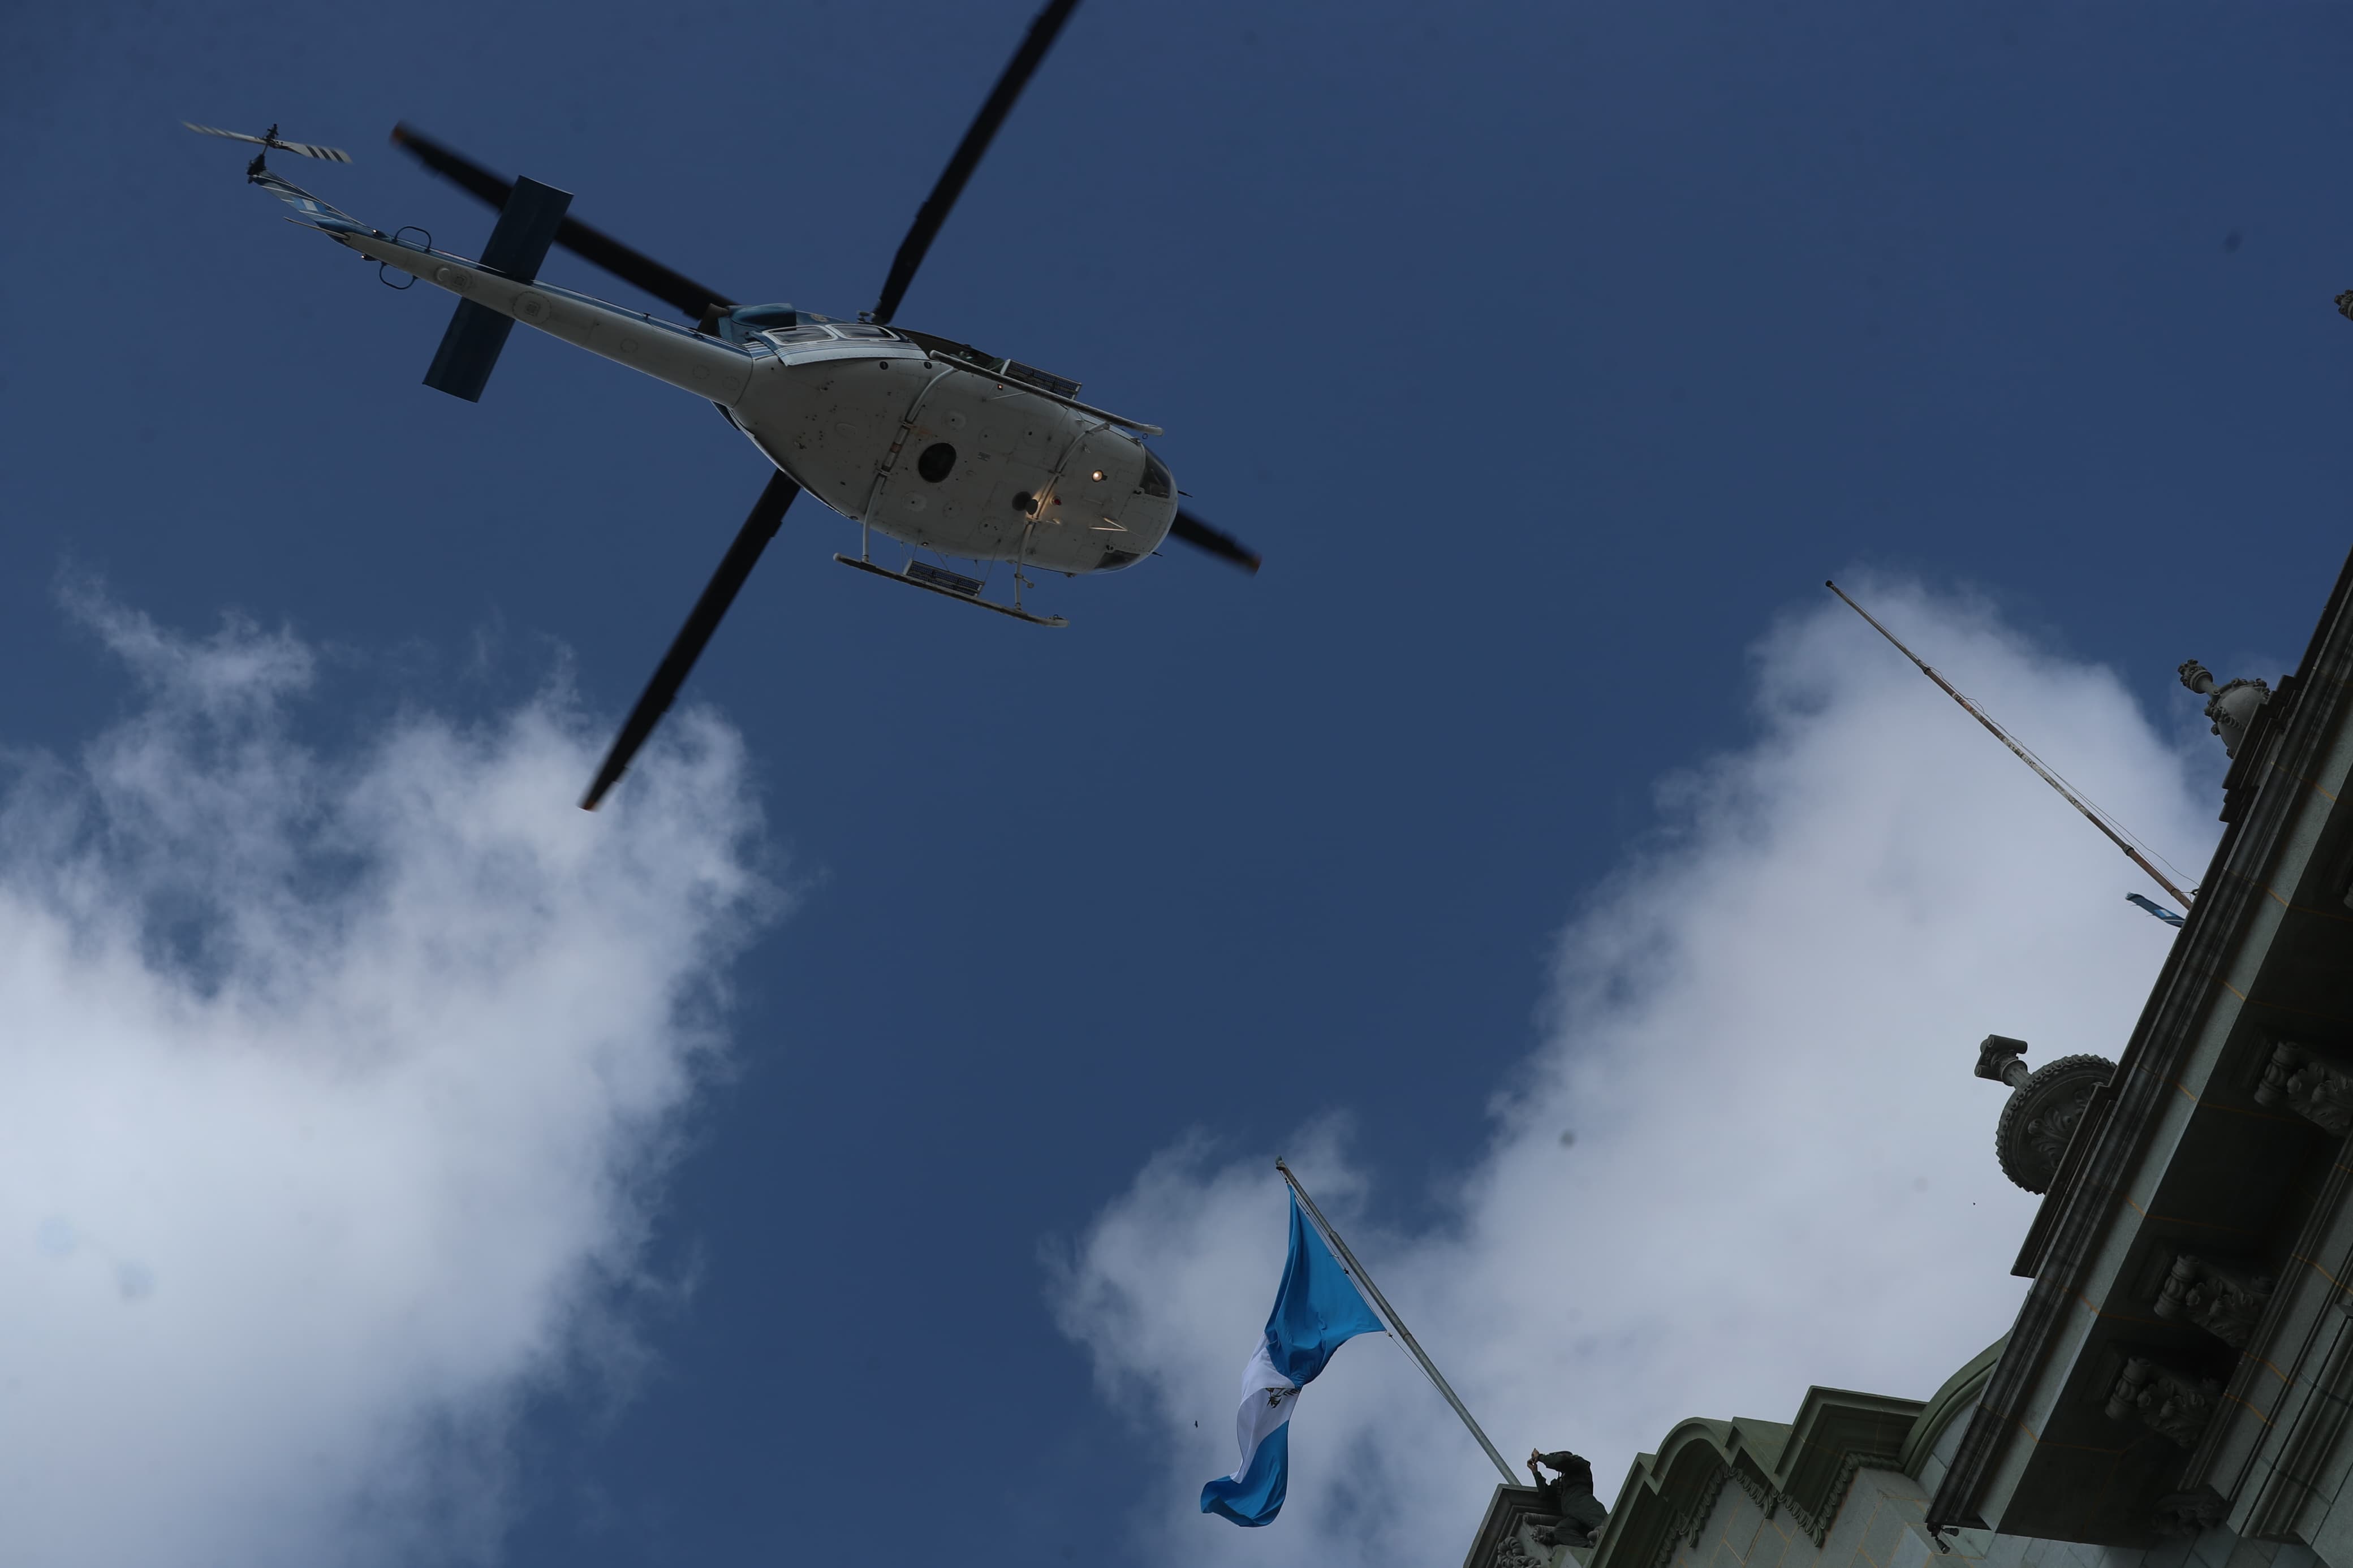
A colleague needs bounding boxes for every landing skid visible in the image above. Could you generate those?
[832,555,1070,628]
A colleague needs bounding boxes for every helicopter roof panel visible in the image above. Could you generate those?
[756,323,930,367]
[764,345,930,369]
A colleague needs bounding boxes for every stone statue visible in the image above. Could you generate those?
[2179,660,2272,759]
[1526,1449,1611,1548]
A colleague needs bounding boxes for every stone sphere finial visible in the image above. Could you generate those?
[2178,659,2271,759]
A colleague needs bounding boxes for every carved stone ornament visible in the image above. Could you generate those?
[2253,1042,2353,1137]
[2105,1357,2222,1449]
[2153,1254,2274,1349]
[2152,1485,2229,1539]
[2179,660,2272,759]
[1492,1529,1548,1568]
[1975,1035,2033,1090]
[1974,1037,2114,1194]
[2338,289,2353,324]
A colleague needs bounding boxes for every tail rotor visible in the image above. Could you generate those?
[184,121,353,164]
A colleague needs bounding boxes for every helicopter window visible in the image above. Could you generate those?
[831,324,897,340]
[916,442,958,483]
[1139,450,1173,499]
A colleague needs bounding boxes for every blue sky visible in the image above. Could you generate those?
[3,3,2351,1565]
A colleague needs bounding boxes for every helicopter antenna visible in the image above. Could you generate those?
[1825,580,2197,912]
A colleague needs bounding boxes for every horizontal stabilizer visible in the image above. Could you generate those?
[423,175,572,403]
[423,301,519,404]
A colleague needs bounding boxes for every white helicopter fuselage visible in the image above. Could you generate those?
[733,324,1172,574]
[335,228,1175,576]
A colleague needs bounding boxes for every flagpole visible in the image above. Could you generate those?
[1824,580,2197,911]
[1275,1158,1519,1487]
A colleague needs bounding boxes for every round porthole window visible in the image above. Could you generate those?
[916,442,957,482]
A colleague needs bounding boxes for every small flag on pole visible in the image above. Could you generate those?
[2127,893,2186,928]
[1200,1194,1386,1527]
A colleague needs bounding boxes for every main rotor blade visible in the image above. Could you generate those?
[581,472,799,811]
[870,0,1083,325]
[1169,509,1261,574]
[391,124,737,320]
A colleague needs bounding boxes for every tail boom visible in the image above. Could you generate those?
[338,229,757,405]
[249,163,750,403]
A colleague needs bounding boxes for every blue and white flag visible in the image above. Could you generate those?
[1201,1194,1386,1527]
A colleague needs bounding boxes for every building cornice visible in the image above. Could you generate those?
[1927,545,2353,1544]
[1464,1384,1933,1568]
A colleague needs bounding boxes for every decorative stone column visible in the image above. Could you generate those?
[2252,1041,2353,1136]
[2105,1357,2222,1449]
[2179,660,2272,759]
[2152,1254,2273,1349]
[1975,1036,2115,1194]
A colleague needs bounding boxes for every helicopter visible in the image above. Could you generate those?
[202,0,1259,810]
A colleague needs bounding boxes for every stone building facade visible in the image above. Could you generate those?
[1464,1342,2315,1568]
[1466,550,2353,1568]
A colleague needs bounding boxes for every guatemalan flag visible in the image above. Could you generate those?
[1200,1195,1387,1527]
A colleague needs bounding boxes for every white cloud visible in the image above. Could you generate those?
[1054,580,2225,1568]
[0,591,771,1568]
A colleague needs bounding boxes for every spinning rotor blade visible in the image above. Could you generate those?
[184,122,352,162]
[1169,509,1261,574]
[581,472,800,811]
[870,0,1083,325]
[390,124,737,320]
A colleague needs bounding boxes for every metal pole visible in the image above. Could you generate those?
[1825,580,2197,912]
[1274,1158,1519,1487]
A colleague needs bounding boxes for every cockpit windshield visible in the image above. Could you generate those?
[1139,450,1173,500]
